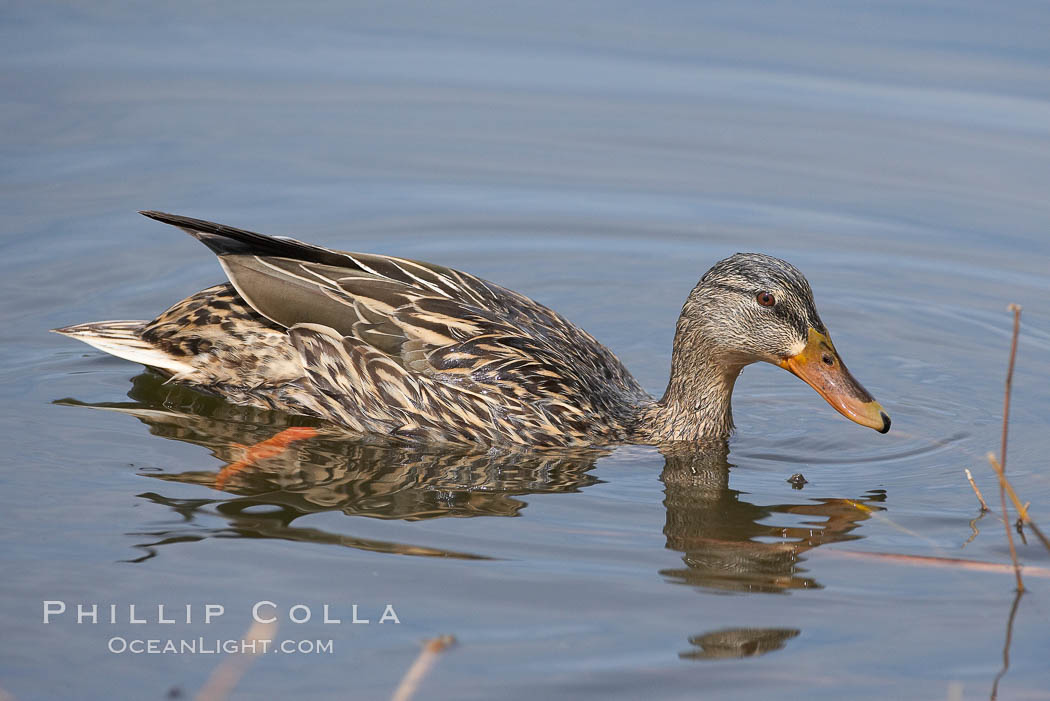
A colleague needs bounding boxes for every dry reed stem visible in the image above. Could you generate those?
[965,469,989,511]
[988,453,1050,553]
[994,305,1024,592]
[988,454,1029,522]
[390,635,456,701]
[1000,304,1021,474]
[987,308,1035,701]
[195,620,278,701]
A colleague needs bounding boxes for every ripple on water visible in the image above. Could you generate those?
[735,431,969,467]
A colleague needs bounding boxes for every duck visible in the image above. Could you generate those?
[55,211,890,447]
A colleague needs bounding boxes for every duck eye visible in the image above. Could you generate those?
[756,291,776,307]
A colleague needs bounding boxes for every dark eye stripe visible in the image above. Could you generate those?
[707,281,820,337]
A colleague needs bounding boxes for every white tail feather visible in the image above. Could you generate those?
[52,321,196,376]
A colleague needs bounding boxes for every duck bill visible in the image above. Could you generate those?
[777,328,891,433]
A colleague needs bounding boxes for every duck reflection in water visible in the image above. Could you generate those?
[58,371,887,659]
[660,442,885,594]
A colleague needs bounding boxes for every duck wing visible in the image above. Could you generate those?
[141,212,646,444]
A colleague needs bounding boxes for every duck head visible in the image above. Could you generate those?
[650,253,889,441]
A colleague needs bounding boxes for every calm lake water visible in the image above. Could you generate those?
[3,2,1050,699]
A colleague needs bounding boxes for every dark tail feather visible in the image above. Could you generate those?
[139,211,350,266]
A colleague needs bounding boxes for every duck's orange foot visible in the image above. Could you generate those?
[214,426,318,489]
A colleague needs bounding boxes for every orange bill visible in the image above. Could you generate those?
[777,328,890,433]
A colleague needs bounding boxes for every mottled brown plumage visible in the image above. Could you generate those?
[54,211,890,447]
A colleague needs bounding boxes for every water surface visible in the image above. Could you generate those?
[3,2,1050,699]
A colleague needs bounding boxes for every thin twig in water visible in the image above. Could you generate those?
[196,620,278,701]
[993,305,1024,592]
[988,457,1030,523]
[988,453,1050,554]
[990,589,1023,701]
[391,635,456,701]
[965,469,989,511]
[999,304,1021,475]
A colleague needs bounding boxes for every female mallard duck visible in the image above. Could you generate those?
[56,211,890,447]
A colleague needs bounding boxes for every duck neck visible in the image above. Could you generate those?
[636,320,745,443]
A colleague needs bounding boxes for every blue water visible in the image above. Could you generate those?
[3,2,1050,699]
